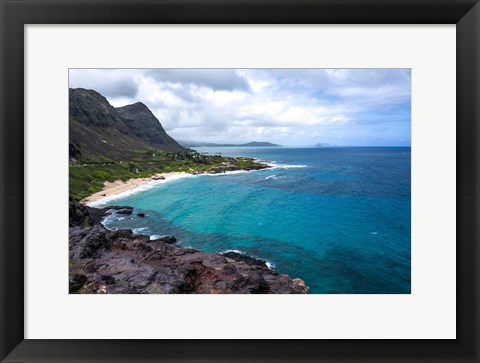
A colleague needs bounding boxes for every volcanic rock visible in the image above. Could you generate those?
[69,201,309,294]
[116,208,133,215]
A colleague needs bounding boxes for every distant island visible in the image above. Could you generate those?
[315,143,331,147]
[180,141,281,147]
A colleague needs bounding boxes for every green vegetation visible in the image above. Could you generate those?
[69,148,267,200]
[68,89,269,200]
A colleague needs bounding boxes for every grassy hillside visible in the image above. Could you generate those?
[69,149,267,200]
[69,88,268,200]
[69,88,186,164]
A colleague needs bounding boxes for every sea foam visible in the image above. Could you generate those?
[265,261,276,269]
[220,249,244,254]
[202,169,249,177]
[267,162,307,169]
[132,227,148,234]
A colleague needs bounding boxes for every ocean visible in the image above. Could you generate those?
[98,147,411,294]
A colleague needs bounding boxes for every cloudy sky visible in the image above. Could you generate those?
[69,68,411,146]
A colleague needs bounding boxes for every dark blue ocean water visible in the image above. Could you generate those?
[101,147,411,294]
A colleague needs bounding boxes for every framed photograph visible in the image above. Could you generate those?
[1,0,479,362]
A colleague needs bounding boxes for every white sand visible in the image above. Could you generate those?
[81,172,188,206]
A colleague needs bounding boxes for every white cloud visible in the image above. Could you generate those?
[69,68,411,146]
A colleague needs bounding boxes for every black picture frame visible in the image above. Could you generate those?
[1,1,479,362]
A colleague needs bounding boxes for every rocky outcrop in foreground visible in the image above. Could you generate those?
[69,201,309,294]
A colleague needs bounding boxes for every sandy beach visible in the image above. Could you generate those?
[80,172,188,205]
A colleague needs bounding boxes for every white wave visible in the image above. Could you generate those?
[132,227,148,234]
[267,162,307,169]
[220,249,245,255]
[101,212,114,224]
[265,261,276,269]
[264,174,277,180]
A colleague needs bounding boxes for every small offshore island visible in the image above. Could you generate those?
[69,88,309,294]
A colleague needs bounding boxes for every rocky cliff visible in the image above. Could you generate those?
[116,102,184,151]
[69,88,186,163]
[69,200,309,294]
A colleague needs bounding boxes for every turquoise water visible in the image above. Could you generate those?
[101,147,411,294]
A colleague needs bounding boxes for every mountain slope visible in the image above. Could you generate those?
[69,88,185,163]
[116,102,184,151]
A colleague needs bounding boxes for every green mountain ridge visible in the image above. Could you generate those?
[116,102,184,151]
[69,88,185,163]
[68,88,269,200]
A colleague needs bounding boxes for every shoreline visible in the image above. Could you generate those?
[81,172,188,206]
[69,200,309,294]
[80,164,274,207]
[70,162,312,294]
